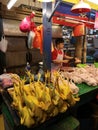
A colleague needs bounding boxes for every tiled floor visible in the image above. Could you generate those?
[0,114,5,130]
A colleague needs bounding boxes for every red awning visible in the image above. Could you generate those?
[52,12,94,29]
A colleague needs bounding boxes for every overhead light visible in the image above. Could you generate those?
[38,0,54,2]
[7,0,17,10]
[71,0,91,13]
[87,0,98,5]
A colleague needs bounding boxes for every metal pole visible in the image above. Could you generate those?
[43,2,52,71]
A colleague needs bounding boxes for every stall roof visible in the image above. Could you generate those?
[52,1,96,28]
[55,1,96,19]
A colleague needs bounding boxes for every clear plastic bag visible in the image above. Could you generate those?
[0,36,8,52]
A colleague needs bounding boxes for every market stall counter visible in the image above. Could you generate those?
[1,82,98,130]
[1,65,98,130]
[77,83,98,107]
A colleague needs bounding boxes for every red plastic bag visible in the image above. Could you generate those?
[32,25,43,53]
[73,24,85,36]
[19,12,35,33]
[19,16,31,32]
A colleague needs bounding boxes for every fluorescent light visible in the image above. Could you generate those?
[87,0,98,5]
[7,0,17,10]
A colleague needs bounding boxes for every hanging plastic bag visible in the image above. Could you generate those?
[32,25,43,54]
[73,24,85,36]
[27,31,35,49]
[19,12,35,33]
[0,36,8,53]
[70,36,77,44]
[19,16,31,33]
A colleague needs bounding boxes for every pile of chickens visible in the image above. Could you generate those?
[61,65,98,86]
[8,71,79,128]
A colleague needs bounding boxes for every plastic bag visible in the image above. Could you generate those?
[0,36,8,52]
[73,24,85,36]
[27,31,35,49]
[19,12,35,33]
[19,16,31,33]
[32,25,43,53]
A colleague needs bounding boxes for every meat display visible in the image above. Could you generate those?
[61,65,98,86]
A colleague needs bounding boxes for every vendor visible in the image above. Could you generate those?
[51,38,80,70]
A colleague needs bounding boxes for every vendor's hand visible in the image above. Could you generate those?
[75,58,81,64]
[62,60,69,63]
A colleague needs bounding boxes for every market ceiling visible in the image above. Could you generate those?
[1,0,98,11]
[52,0,96,28]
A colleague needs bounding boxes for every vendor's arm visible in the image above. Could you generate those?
[64,54,81,63]
[53,59,69,64]
[64,54,73,60]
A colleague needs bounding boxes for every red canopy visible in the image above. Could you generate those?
[52,12,94,29]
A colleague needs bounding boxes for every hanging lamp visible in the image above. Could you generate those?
[38,0,54,2]
[71,0,91,13]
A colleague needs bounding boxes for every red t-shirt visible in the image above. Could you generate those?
[52,48,64,61]
[52,48,69,67]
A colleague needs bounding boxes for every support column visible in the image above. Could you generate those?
[82,26,87,63]
[43,2,52,71]
[75,36,83,60]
